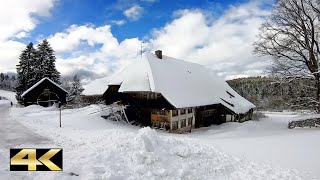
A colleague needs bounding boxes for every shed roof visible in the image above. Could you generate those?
[107,53,255,114]
[21,77,68,98]
[82,76,111,96]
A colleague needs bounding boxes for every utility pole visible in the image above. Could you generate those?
[59,101,62,127]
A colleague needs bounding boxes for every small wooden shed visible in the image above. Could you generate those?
[21,77,68,107]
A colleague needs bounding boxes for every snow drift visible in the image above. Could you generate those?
[51,127,306,180]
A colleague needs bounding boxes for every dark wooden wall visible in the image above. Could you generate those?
[23,79,67,106]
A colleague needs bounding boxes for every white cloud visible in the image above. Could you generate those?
[123,4,143,21]
[48,24,119,54]
[0,0,56,73]
[0,41,26,73]
[15,31,28,39]
[0,0,56,41]
[112,20,126,25]
[149,1,271,79]
[47,24,143,80]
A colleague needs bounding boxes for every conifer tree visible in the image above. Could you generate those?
[15,42,36,101]
[35,39,60,83]
[67,74,84,101]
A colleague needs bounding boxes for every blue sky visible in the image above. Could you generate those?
[0,0,274,81]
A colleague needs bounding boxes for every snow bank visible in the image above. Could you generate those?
[57,127,306,180]
[16,104,58,115]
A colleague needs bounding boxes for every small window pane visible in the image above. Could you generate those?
[172,121,178,130]
[181,119,186,128]
[172,110,178,116]
[188,117,193,126]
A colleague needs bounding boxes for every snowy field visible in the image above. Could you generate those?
[0,90,319,179]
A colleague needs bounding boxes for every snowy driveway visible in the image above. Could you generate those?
[0,101,49,148]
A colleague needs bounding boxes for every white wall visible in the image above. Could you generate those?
[170,108,195,129]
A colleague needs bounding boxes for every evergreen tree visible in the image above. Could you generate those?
[15,42,36,101]
[67,74,84,101]
[35,39,60,83]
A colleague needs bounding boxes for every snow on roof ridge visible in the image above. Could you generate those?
[21,77,68,98]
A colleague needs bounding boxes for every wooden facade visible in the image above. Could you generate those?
[103,87,254,133]
[21,78,68,107]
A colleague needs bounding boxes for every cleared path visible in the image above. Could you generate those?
[0,101,49,148]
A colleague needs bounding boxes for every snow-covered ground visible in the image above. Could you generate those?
[0,89,17,104]
[188,112,320,179]
[0,90,318,179]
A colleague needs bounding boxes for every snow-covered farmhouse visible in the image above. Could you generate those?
[21,77,68,107]
[101,51,255,133]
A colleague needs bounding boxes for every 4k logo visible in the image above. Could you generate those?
[10,148,63,171]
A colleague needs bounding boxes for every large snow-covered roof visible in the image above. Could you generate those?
[21,77,68,98]
[82,76,111,96]
[107,53,255,114]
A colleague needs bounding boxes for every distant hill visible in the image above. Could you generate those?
[227,77,314,110]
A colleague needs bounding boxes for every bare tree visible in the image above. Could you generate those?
[253,0,320,111]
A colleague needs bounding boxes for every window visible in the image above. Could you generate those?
[188,117,193,126]
[172,110,178,117]
[187,108,192,114]
[180,109,186,115]
[152,121,158,128]
[181,119,186,128]
[172,121,178,130]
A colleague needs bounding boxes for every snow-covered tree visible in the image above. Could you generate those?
[0,73,16,91]
[67,74,84,102]
[253,0,320,111]
[15,42,36,101]
[35,39,60,83]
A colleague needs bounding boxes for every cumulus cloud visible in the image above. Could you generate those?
[149,1,271,79]
[47,24,142,81]
[0,0,56,73]
[0,0,56,41]
[123,4,143,21]
[48,25,119,54]
[0,41,26,72]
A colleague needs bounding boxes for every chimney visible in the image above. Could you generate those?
[155,50,162,59]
